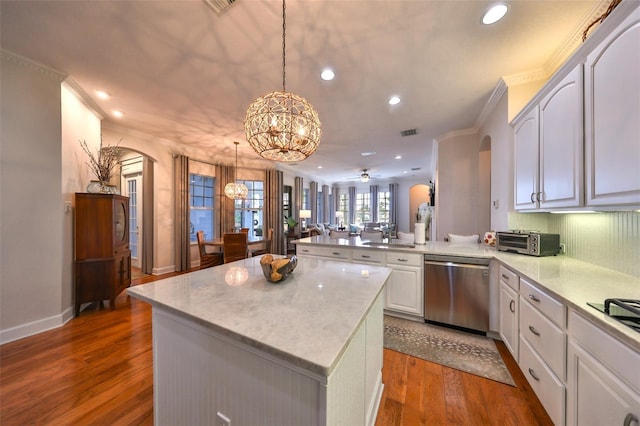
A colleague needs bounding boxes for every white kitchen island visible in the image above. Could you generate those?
[127,256,391,426]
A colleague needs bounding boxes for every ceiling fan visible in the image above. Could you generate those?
[345,169,379,182]
[360,169,370,182]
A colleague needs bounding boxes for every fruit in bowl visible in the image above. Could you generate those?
[259,254,298,283]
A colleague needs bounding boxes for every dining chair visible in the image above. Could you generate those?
[196,230,223,269]
[360,230,384,241]
[329,230,350,239]
[223,232,248,264]
[251,228,273,256]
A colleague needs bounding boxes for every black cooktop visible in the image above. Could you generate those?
[587,298,640,333]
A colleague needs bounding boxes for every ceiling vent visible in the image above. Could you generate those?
[411,167,421,171]
[400,128,417,137]
[203,0,236,14]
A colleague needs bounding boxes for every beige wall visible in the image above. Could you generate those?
[1,53,65,341]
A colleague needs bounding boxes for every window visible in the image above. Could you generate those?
[317,190,323,223]
[190,174,215,241]
[378,191,390,223]
[234,180,264,237]
[303,188,310,210]
[338,193,349,225]
[283,185,292,223]
[355,192,370,225]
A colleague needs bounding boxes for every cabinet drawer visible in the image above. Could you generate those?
[303,245,351,260]
[520,278,566,327]
[386,252,422,267]
[499,264,519,291]
[520,297,566,380]
[569,310,640,394]
[519,336,566,426]
[352,249,385,264]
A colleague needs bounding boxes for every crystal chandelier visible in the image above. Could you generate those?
[244,0,321,162]
[224,142,248,199]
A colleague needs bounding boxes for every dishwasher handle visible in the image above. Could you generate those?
[424,260,489,270]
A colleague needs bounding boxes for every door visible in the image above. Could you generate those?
[124,174,142,269]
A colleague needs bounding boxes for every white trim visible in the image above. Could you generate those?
[153,265,176,275]
[0,306,74,345]
[0,49,67,82]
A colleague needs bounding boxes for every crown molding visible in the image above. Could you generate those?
[63,79,106,120]
[502,68,549,87]
[0,49,67,82]
[474,78,508,129]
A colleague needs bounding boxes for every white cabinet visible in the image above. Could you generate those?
[518,278,567,425]
[567,311,640,426]
[385,252,423,317]
[498,265,519,360]
[514,65,583,210]
[297,245,352,262]
[585,7,640,206]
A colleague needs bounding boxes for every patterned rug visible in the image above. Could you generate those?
[384,315,515,386]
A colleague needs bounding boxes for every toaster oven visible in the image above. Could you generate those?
[496,231,560,256]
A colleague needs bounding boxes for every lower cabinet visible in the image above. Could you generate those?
[567,311,640,426]
[297,245,424,319]
[499,281,519,359]
[384,252,423,318]
[74,251,131,315]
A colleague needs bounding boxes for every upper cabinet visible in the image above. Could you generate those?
[511,1,639,211]
[514,65,584,210]
[584,7,640,206]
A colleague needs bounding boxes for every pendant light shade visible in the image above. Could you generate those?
[244,0,321,162]
[224,142,248,200]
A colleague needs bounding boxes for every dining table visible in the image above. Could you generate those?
[205,235,271,256]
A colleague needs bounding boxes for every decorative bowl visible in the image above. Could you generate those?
[260,255,298,283]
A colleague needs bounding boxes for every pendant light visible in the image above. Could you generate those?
[224,142,248,200]
[243,0,321,162]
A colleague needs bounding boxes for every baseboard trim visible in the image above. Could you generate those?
[0,305,74,345]
[152,265,175,275]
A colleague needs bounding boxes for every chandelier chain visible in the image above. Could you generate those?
[282,0,286,92]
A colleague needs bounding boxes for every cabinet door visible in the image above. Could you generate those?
[514,108,540,209]
[385,265,423,317]
[567,340,640,426]
[539,65,584,209]
[499,282,519,360]
[585,8,640,206]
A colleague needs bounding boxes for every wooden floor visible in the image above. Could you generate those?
[1,270,552,425]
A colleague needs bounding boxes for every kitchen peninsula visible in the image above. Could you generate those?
[127,256,391,426]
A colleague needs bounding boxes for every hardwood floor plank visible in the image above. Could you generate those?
[1,272,552,425]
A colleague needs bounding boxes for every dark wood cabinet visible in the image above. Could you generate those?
[74,193,131,315]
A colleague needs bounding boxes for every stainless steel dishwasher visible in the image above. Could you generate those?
[424,254,490,334]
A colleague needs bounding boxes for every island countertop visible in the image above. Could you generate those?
[295,236,640,350]
[127,255,391,376]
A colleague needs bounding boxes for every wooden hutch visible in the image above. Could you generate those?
[73,193,131,315]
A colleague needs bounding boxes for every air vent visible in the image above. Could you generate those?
[411,167,421,171]
[203,0,236,14]
[400,128,417,137]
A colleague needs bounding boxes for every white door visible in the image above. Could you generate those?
[124,174,142,269]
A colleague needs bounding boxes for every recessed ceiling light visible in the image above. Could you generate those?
[96,90,110,100]
[395,155,402,160]
[320,68,335,81]
[388,96,400,105]
[361,151,377,157]
[112,110,124,118]
[317,165,323,169]
[403,170,408,174]
[482,3,508,25]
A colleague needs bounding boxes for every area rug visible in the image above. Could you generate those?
[383,315,515,386]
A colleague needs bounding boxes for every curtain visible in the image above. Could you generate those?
[348,186,356,225]
[332,186,340,225]
[142,156,154,274]
[174,154,190,271]
[265,169,284,254]
[310,181,318,224]
[216,164,235,236]
[294,176,303,235]
[322,184,329,225]
[389,183,399,224]
[370,184,379,223]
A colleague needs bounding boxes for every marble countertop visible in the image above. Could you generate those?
[295,236,640,350]
[127,256,391,376]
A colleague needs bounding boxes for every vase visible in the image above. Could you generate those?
[86,180,120,194]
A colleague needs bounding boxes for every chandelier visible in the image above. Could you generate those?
[243,0,321,162]
[224,142,248,200]
[361,169,370,183]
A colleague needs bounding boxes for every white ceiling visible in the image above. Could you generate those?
[0,0,602,185]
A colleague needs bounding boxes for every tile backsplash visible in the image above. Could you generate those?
[509,211,640,278]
